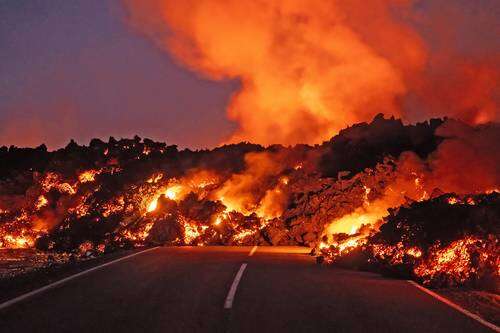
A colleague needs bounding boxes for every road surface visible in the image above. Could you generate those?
[0,246,494,332]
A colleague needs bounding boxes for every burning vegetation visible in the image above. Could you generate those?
[0,115,498,290]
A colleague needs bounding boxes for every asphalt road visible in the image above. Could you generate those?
[0,246,494,332]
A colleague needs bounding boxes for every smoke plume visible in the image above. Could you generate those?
[123,0,498,145]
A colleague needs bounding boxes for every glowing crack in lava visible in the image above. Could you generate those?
[147,185,183,212]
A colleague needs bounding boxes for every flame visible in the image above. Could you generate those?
[322,167,430,257]
[101,197,125,217]
[146,184,184,212]
[1,233,35,249]
[214,216,222,226]
[371,242,423,265]
[183,222,208,244]
[41,172,76,194]
[147,199,158,213]
[214,212,229,226]
[212,151,289,217]
[413,237,492,286]
[363,186,371,205]
[165,186,180,200]
[147,173,164,183]
[232,229,257,243]
[325,194,392,237]
[121,221,155,242]
[407,247,423,258]
[318,234,367,262]
[78,170,100,183]
[36,195,48,210]
[319,242,329,250]
[255,186,287,220]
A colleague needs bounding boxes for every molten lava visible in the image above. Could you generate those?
[0,116,498,290]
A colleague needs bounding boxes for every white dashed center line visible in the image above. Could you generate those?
[224,263,247,309]
[249,245,258,256]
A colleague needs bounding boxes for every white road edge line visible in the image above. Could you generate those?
[249,245,258,256]
[224,263,247,309]
[0,246,159,311]
[407,280,500,332]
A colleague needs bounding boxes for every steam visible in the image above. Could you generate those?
[426,120,500,193]
[122,0,498,145]
[212,150,292,216]
[323,119,500,241]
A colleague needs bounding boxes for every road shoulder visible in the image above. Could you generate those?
[0,247,155,303]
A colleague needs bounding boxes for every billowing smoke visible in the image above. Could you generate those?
[426,120,500,193]
[325,119,500,239]
[213,151,289,215]
[122,0,498,145]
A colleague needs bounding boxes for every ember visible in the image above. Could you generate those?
[78,170,100,183]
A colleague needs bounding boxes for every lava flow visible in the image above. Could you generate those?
[0,116,499,291]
